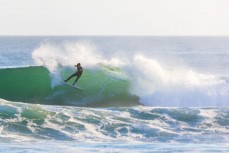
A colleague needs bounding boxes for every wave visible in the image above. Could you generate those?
[1,41,229,107]
[0,99,229,143]
[0,66,138,107]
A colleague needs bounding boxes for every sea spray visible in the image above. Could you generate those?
[126,54,229,106]
[32,41,126,88]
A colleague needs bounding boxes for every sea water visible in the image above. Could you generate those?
[0,36,229,152]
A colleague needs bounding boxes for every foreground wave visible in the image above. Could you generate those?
[0,99,229,143]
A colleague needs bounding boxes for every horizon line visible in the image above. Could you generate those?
[1,35,229,37]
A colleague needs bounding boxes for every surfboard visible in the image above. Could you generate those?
[62,80,84,90]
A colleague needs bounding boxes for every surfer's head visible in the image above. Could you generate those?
[76,63,81,67]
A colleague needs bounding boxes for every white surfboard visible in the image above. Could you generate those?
[62,80,84,90]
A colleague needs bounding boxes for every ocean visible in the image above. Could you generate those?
[0,36,229,152]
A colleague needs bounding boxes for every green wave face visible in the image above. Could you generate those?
[0,66,52,103]
[0,66,139,107]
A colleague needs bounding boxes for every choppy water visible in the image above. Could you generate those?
[0,36,229,152]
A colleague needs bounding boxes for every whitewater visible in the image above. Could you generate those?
[0,36,229,152]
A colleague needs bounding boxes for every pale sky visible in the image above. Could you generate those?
[0,0,229,35]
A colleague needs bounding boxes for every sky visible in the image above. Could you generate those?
[0,0,229,36]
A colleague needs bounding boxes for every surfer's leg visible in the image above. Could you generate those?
[65,73,77,82]
[73,76,80,85]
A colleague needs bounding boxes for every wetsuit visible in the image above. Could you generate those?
[65,66,83,85]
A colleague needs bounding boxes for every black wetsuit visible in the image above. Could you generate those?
[65,66,83,85]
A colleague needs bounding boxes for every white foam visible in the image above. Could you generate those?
[125,54,229,107]
[198,109,229,133]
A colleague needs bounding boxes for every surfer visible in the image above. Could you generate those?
[64,63,83,85]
